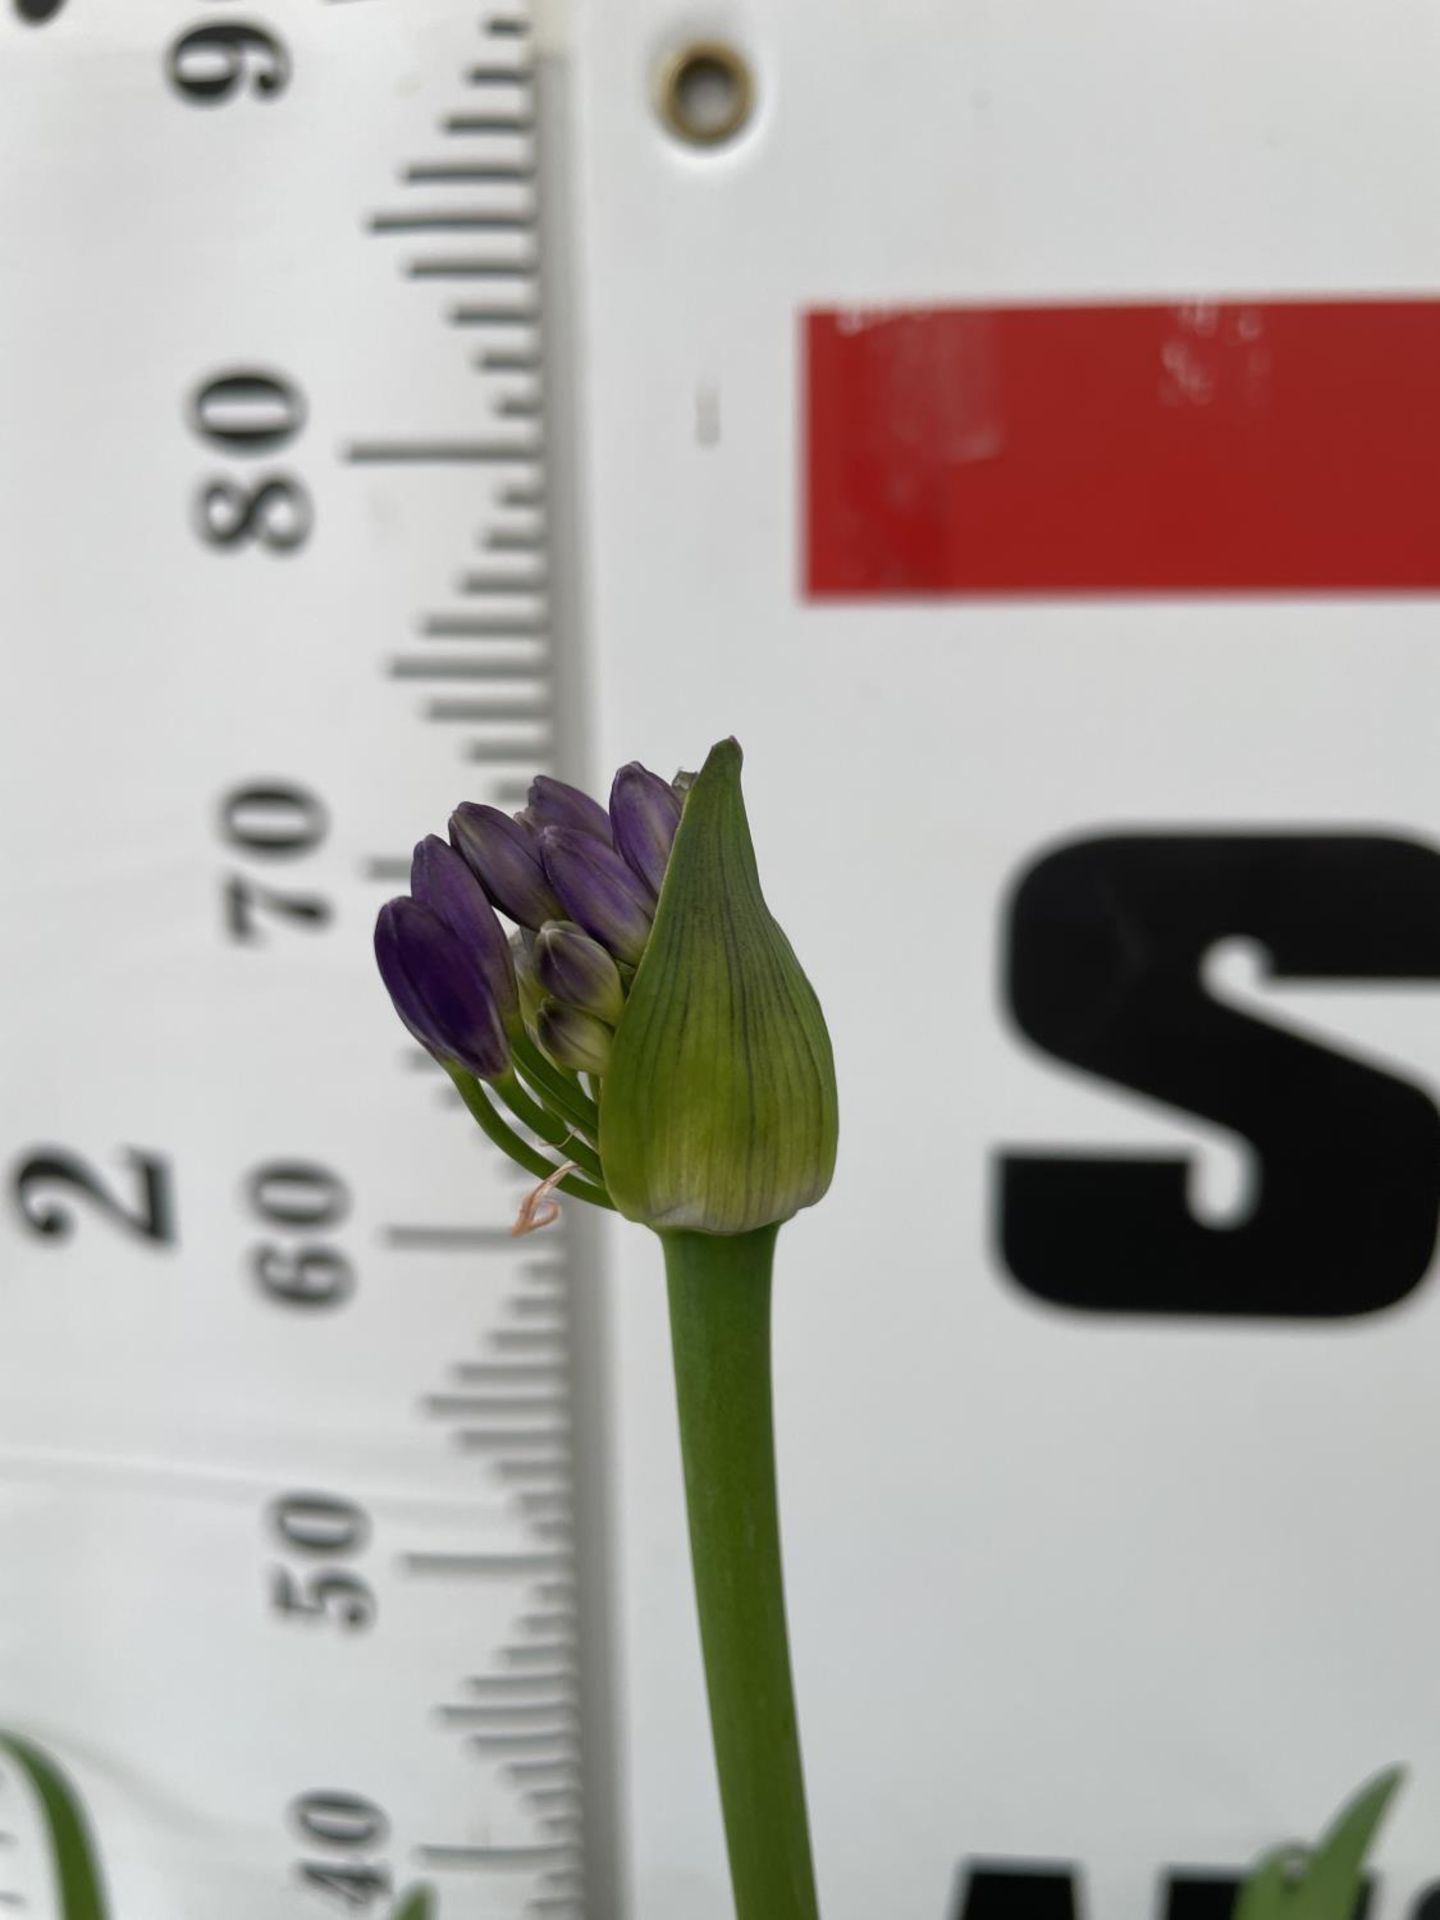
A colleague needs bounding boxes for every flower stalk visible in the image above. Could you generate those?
[376,741,837,1915]
[443,1065,613,1211]
[664,1225,820,1920]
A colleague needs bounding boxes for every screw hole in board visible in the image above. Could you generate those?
[656,40,755,148]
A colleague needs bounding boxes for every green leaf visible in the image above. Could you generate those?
[1234,1769,1404,1920]
[1290,1768,1404,1920]
[391,1888,436,1920]
[0,1732,108,1920]
[601,738,839,1235]
[1234,1845,1310,1920]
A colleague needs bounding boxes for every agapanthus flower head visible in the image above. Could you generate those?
[375,742,837,1236]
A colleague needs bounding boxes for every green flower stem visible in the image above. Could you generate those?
[514,1059,599,1147]
[494,1072,605,1182]
[512,1033,601,1139]
[662,1224,820,1920]
[446,1066,614,1209]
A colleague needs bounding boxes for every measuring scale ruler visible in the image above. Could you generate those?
[0,0,620,1913]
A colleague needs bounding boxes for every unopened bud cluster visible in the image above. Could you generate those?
[377,764,680,1079]
[375,741,837,1237]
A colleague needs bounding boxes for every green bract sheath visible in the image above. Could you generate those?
[600,738,838,1235]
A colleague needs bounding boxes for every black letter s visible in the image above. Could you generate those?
[1000,834,1440,1318]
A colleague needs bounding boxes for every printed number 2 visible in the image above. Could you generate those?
[11,1149,177,1247]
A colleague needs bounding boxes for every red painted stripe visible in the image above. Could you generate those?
[805,300,1440,596]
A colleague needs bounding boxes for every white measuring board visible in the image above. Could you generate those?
[0,1,618,1915]
[14,3,1440,1920]
[572,2,1440,1918]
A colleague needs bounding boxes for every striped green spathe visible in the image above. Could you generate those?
[600,738,838,1234]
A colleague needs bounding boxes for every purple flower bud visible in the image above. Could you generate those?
[537,998,613,1075]
[410,835,519,1028]
[535,920,625,1024]
[540,826,654,966]
[610,762,683,898]
[524,774,613,843]
[449,802,562,930]
[375,899,509,1079]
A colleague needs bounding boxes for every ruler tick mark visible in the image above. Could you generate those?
[466,739,555,764]
[427,700,554,723]
[410,259,540,280]
[383,1224,516,1249]
[533,1574,577,1597]
[404,1552,566,1577]
[422,614,548,636]
[346,439,539,464]
[509,1291,565,1314]
[415,1841,574,1869]
[404,162,536,183]
[372,212,536,234]
[456,1428,568,1452]
[426,1392,565,1416]
[455,1361,565,1383]
[449,305,541,326]
[503,1635,579,1666]
[520,1610,578,1635]
[485,528,546,552]
[439,1701,578,1724]
[443,113,536,134]
[518,1494,573,1520]
[395,660,550,684]
[468,1671,576,1693]
[495,1458,566,1483]
[458,572,548,594]
[465,1733,578,1756]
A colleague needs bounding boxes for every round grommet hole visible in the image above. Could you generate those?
[656,41,755,148]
